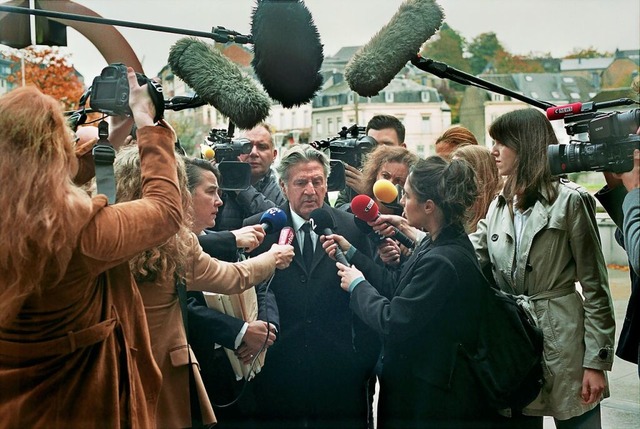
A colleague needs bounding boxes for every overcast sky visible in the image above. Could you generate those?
[3,0,639,80]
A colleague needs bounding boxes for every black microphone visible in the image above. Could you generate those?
[251,0,324,108]
[167,37,271,129]
[345,0,444,97]
[354,216,388,246]
[309,208,349,266]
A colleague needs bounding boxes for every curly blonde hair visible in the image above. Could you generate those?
[114,144,193,283]
[0,86,92,324]
[362,145,419,199]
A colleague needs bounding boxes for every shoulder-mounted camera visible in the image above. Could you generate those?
[548,107,640,174]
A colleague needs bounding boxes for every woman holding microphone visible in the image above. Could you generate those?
[322,156,496,428]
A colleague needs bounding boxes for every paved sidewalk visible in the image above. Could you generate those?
[544,266,639,429]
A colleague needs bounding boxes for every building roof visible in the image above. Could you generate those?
[560,57,615,71]
[478,73,598,105]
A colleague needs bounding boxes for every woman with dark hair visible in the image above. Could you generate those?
[471,108,615,428]
[322,156,497,428]
[0,70,182,427]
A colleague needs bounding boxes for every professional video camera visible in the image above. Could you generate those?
[89,63,165,123]
[312,124,377,169]
[201,125,252,192]
[311,125,377,192]
[202,128,252,163]
[547,104,640,175]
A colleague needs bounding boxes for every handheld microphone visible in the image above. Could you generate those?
[351,195,415,249]
[373,179,404,215]
[168,37,271,129]
[372,179,398,204]
[345,0,444,96]
[278,226,295,245]
[309,208,349,266]
[251,0,324,108]
[259,208,288,234]
[354,216,387,246]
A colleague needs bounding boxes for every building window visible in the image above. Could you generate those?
[348,93,354,104]
[491,93,504,102]
[385,92,394,103]
[421,116,431,134]
[328,118,334,134]
[316,119,323,136]
[421,91,430,102]
[417,145,425,157]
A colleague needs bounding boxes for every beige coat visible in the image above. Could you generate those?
[0,126,183,428]
[470,180,615,420]
[138,232,277,429]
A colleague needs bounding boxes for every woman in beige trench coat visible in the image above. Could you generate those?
[470,108,615,428]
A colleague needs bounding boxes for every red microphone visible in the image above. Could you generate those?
[546,102,592,120]
[351,195,415,249]
[546,98,637,121]
[278,226,295,245]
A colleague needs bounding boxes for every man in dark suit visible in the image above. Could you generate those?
[244,144,380,429]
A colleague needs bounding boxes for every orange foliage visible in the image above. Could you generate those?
[7,47,84,110]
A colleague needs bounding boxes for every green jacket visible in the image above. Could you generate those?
[470,179,615,420]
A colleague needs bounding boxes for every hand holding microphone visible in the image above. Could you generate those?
[257,209,294,269]
[351,195,415,249]
[231,225,266,253]
[309,208,350,266]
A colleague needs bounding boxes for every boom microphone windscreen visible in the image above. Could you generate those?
[345,0,445,97]
[168,37,271,129]
[251,0,324,108]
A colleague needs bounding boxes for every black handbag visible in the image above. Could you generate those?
[458,251,545,411]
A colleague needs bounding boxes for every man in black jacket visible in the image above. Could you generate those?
[245,144,379,429]
[213,123,286,232]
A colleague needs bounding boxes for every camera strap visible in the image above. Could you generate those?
[92,120,117,204]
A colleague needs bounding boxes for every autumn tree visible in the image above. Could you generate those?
[421,22,471,72]
[6,46,84,110]
[467,32,505,75]
[492,51,545,74]
[565,47,611,59]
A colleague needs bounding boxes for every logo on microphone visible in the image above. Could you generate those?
[554,106,573,115]
[364,199,375,213]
